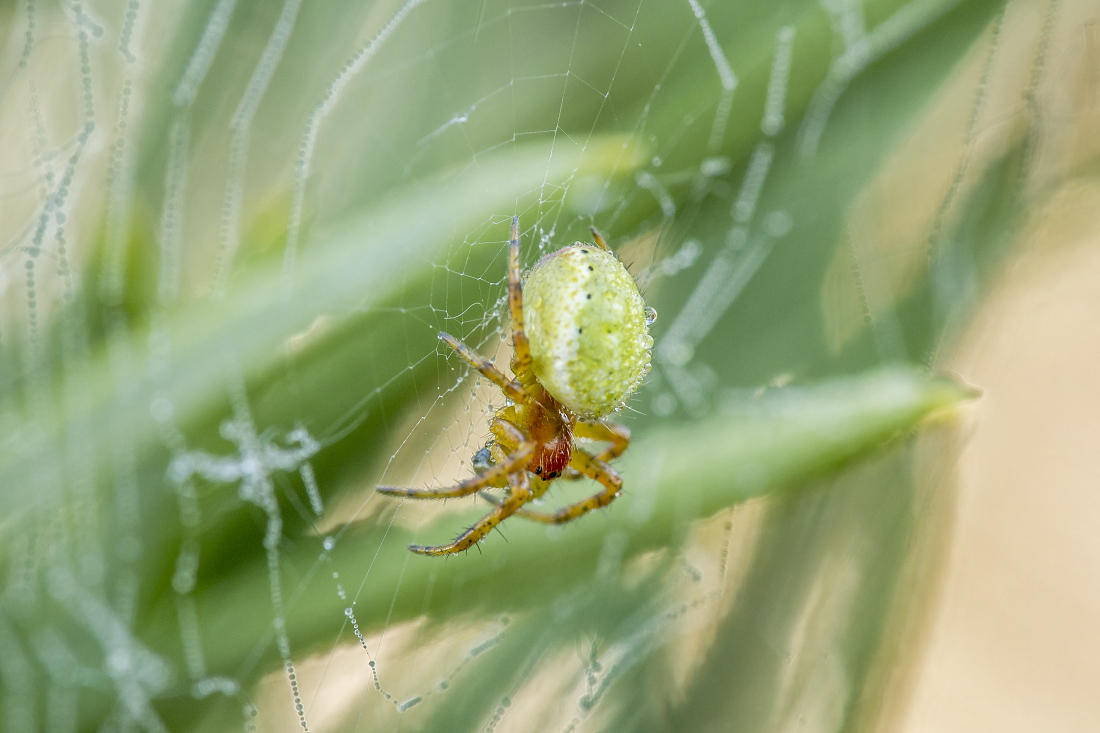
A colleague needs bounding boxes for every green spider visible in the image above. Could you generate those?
[378,217,655,555]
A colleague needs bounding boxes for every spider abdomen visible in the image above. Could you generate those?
[523,245,653,419]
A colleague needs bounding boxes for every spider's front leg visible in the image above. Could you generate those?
[588,225,612,252]
[377,421,532,499]
[438,332,526,403]
[408,469,534,556]
[507,216,534,380]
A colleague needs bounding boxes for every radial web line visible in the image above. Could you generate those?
[117,0,143,63]
[533,0,587,233]
[71,11,96,122]
[659,141,774,367]
[341,607,508,714]
[45,565,173,733]
[1015,0,1061,201]
[926,4,1006,341]
[656,38,807,413]
[101,0,149,306]
[281,0,429,299]
[172,0,241,107]
[797,0,966,160]
[214,0,305,298]
[105,328,143,627]
[99,79,138,304]
[761,26,796,137]
[158,115,189,307]
[686,0,738,151]
[636,171,676,217]
[18,0,36,68]
[167,365,321,731]
[819,0,866,52]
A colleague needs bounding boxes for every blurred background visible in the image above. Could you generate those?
[0,0,1097,731]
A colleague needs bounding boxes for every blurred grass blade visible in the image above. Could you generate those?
[155,365,975,678]
[0,134,644,531]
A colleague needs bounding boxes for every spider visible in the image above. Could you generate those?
[377,217,656,556]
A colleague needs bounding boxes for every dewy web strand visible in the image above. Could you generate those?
[214,0,305,298]
[168,365,322,731]
[797,0,966,160]
[686,0,738,151]
[0,1,1012,730]
[171,0,241,108]
[17,0,36,68]
[761,26,796,138]
[656,20,801,412]
[100,0,150,306]
[281,0,428,299]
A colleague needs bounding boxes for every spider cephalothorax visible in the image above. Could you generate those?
[377,217,654,555]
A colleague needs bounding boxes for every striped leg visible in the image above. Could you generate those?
[507,216,533,379]
[588,225,612,252]
[439,332,526,403]
[377,421,532,499]
[575,420,631,462]
[408,469,534,555]
[485,448,623,525]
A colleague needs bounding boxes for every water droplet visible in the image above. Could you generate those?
[644,307,658,326]
[700,156,731,176]
[763,209,793,238]
[323,536,335,551]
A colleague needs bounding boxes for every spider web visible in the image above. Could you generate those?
[0,0,1059,731]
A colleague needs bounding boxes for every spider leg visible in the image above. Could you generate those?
[477,470,555,508]
[439,332,526,403]
[507,216,533,380]
[588,225,612,252]
[408,469,534,555]
[574,420,631,462]
[483,448,623,525]
[377,420,532,499]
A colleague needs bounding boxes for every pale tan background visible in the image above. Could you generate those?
[894,218,1100,731]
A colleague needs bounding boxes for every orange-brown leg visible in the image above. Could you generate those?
[377,421,532,499]
[507,216,533,380]
[575,420,631,462]
[487,448,623,525]
[479,460,580,506]
[588,225,612,252]
[439,332,526,403]
[408,469,534,555]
